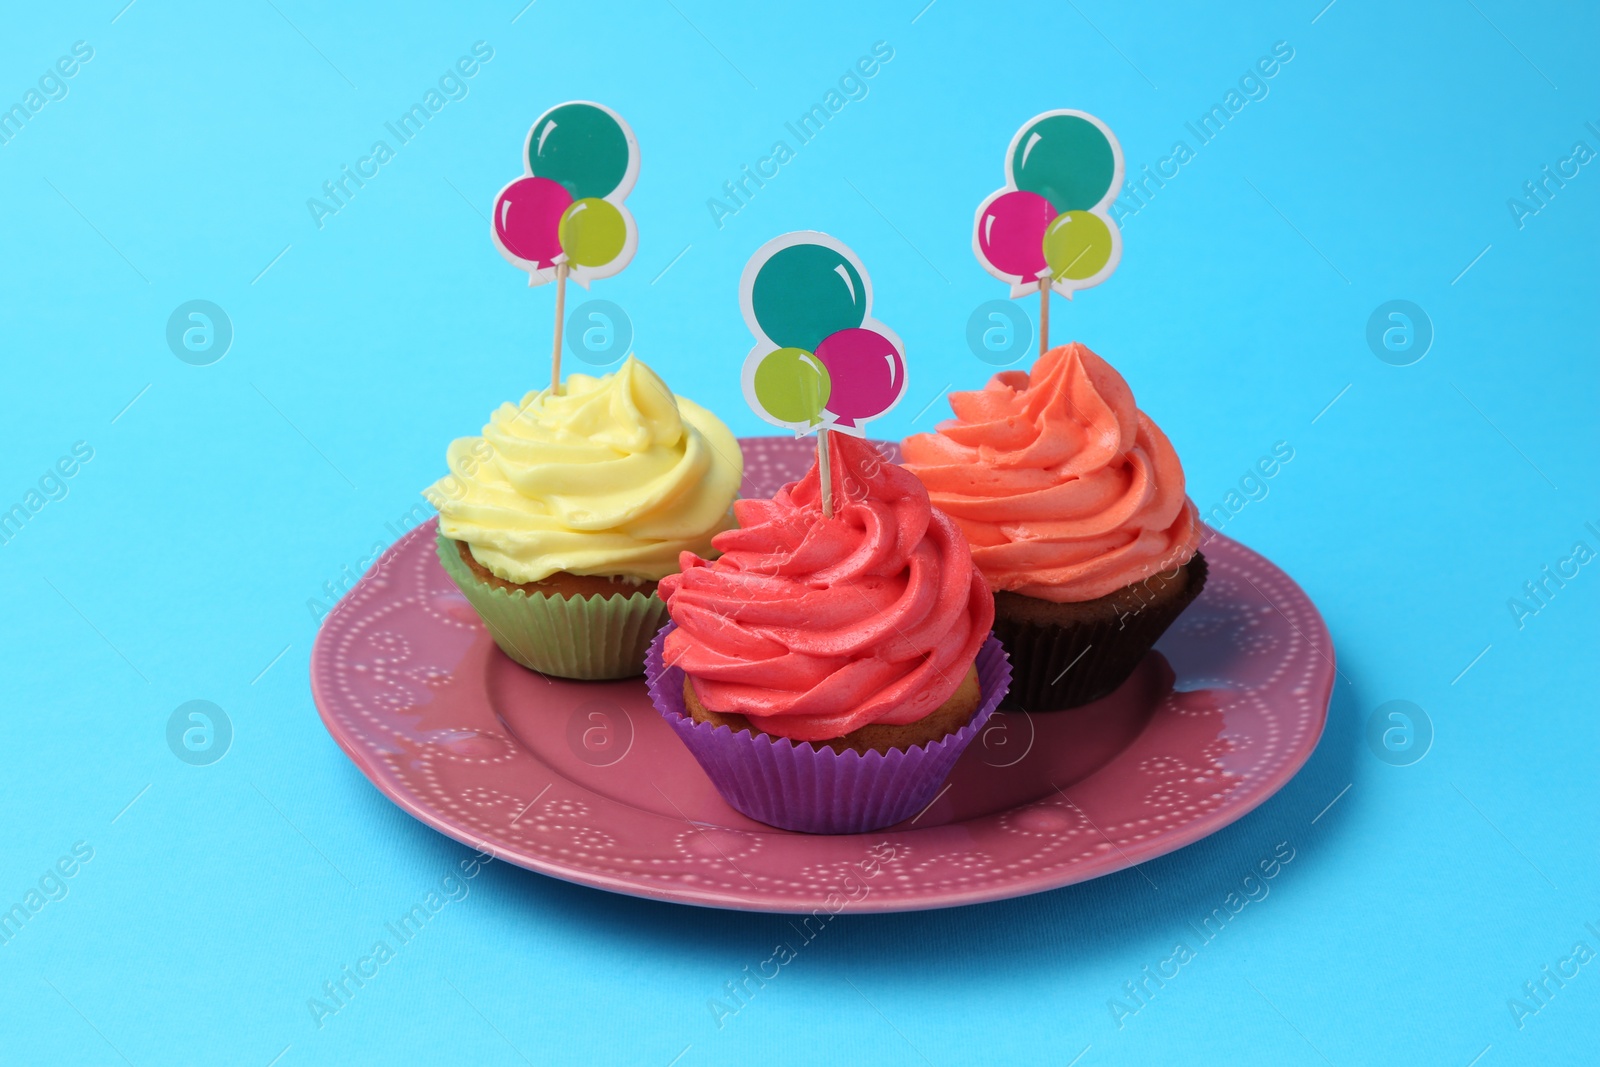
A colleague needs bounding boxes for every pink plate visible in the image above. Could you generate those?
[310,438,1333,913]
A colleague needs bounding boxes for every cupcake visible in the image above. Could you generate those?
[901,342,1204,711]
[423,355,742,680]
[648,432,1008,834]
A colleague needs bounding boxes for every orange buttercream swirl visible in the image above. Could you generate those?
[901,343,1200,603]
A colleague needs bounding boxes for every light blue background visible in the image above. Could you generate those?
[3,1,1596,1064]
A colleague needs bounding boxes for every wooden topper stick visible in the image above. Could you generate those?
[1039,275,1050,357]
[817,429,834,517]
[550,260,570,394]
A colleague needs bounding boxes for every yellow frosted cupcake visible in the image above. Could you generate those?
[423,355,742,679]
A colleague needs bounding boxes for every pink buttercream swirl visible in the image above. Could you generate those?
[901,343,1201,603]
[658,434,995,743]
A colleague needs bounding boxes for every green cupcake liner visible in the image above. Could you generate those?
[434,534,669,681]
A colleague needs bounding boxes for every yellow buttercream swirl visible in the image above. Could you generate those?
[423,356,743,583]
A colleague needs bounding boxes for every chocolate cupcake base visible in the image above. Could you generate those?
[993,552,1208,712]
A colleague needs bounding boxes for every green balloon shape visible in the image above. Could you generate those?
[1043,211,1114,281]
[558,198,627,267]
[1011,114,1116,212]
[751,245,866,352]
[529,103,630,201]
[753,347,831,425]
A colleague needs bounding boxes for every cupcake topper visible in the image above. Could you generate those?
[739,231,908,516]
[973,109,1125,355]
[490,101,640,393]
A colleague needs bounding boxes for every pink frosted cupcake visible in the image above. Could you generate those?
[645,433,1008,834]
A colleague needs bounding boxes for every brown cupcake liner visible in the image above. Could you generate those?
[993,552,1208,711]
[434,533,668,680]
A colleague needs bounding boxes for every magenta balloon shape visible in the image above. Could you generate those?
[494,176,571,268]
[978,190,1055,280]
[814,328,904,427]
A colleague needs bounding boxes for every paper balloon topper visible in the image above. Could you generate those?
[739,232,908,438]
[491,101,639,289]
[974,109,1125,300]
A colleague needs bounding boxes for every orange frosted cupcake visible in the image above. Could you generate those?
[902,342,1204,710]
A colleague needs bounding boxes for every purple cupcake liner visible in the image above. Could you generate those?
[645,625,1011,835]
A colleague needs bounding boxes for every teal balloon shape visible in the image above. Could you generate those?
[750,244,866,352]
[1011,114,1116,212]
[528,103,631,201]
